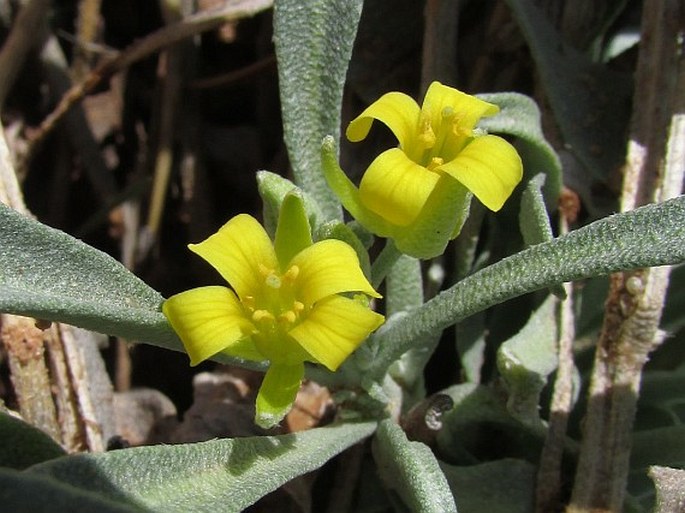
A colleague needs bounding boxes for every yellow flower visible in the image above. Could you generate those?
[163,193,384,428]
[323,81,523,258]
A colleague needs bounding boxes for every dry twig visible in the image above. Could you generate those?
[569,1,685,510]
[25,0,273,158]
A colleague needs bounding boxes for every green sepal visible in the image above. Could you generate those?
[321,136,393,237]
[274,192,313,269]
[394,176,471,257]
[255,362,305,429]
[256,171,323,237]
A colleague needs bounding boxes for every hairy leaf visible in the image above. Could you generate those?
[0,412,65,470]
[367,196,685,378]
[28,421,377,513]
[373,419,457,513]
[440,459,536,513]
[0,203,265,370]
[0,469,141,513]
[649,466,685,513]
[273,0,363,220]
[478,92,562,207]
[497,295,558,426]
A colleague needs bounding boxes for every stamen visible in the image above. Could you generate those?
[252,310,275,322]
[451,111,472,138]
[278,310,297,324]
[257,263,273,276]
[427,157,444,170]
[293,301,305,313]
[283,265,300,282]
[417,111,436,148]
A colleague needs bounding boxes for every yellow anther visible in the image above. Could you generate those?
[451,112,471,138]
[283,265,300,282]
[257,263,274,277]
[278,310,297,324]
[293,301,305,313]
[417,112,436,148]
[427,157,444,170]
[252,310,275,322]
[452,125,472,138]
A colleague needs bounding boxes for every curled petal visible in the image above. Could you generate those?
[359,148,440,226]
[162,286,261,366]
[422,81,499,137]
[438,135,523,211]
[189,215,279,299]
[255,362,304,429]
[289,295,384,371]
[346,91,420,147]
[291,240,380,306]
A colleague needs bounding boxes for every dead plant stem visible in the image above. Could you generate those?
[420,0,459,94]
[25,0,273,158]
[0,0,51,107]
[536,218,576,513]
[568,1,685,510]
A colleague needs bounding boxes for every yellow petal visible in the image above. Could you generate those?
[438,134,523,211]
[255,362,304,429]
[162,286,261,366]
[289,295,384,371]
[189,214,279,299]
[422,81,499,138]
[290,239,380,306]
[359,148,439,226]
[346,91,420,147]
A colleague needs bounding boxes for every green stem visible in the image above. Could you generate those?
[371,239,403,289]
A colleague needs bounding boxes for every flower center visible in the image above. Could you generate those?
[242,263,311,364]
[416,106,473,168]
[243,264,306,333]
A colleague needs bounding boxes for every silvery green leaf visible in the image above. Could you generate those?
[373,419,457,513]
[29,421,377,513]
[440,459,536,513]
[273,0,363,220]
[366,196,685,379]
[497,295,558,427]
